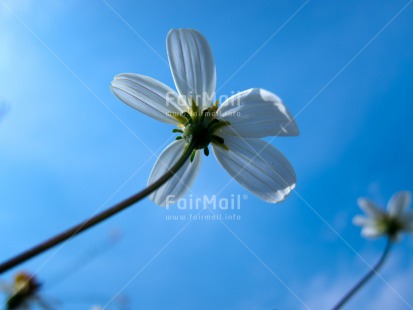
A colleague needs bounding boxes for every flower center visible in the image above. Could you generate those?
[7,272,41,309]
[377,215,404,240]
[183,121,213,149]
[170,99,230,162]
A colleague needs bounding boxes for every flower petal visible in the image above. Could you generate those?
[401,224,413,233]
[212,134,296,203]
[402,224,413,233]
[148,140,201,207]
[111,73,187,124]
[353,215,374,227]
[167,29,216,109]
[387,191,411,217]
[361,226,383,238]
[401,212,413,231]
[357,198,384,219]
[217,88,299,138]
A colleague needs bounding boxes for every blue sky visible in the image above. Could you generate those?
[1,0,413,309]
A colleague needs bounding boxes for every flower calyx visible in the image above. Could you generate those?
[170,99,230,162]
[377,215,405,241]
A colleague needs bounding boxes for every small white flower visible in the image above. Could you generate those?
[353,191,413,241]
[111,29,299,206]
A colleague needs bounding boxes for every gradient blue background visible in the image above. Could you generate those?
[1,0,413,309]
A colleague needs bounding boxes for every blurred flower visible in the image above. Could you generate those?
[353,191,413,241]
[111,29,298,206]
[1,271,49,310]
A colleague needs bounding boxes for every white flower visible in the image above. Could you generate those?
[353,191,413,241]
[111,29,299,206]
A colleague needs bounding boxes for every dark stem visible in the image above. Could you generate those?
[0,144,195,274]
[332,238,392,310]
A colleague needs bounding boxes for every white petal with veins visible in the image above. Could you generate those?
[148,140,201,207]
[212,134,295,203]
[218,88,299,138]
[111,74,187,124]
[167,29,216,109]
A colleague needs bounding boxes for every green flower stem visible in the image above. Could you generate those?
[0,143,196,274]
[332,238,392,310]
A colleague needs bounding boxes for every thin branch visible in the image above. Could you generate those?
[0,144,195,274]
[332,238,392,309]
